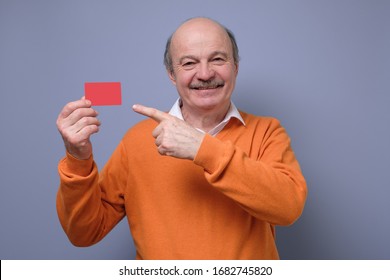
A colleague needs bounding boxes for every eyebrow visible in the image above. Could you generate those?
[178,51,229,64]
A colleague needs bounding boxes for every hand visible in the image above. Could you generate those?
[56,97,101,160]
[132,104,205,160]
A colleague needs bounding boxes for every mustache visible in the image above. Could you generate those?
[189,80,225,89]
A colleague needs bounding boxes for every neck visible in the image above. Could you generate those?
[181,102,231,132]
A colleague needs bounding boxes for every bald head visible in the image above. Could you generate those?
[164,17,239,74]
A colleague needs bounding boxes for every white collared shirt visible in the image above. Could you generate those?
[168,98,246,136]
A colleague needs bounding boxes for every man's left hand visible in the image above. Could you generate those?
[132,104,205,160]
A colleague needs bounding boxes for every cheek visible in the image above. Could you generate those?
[175,72,195,88]
[221,66,238,81]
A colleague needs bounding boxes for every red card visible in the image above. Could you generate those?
[84,82,122,106]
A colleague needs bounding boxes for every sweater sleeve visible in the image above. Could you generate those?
[193,118,307,226]
[56,142,128,246]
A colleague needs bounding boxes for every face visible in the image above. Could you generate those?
[168,19,239,115]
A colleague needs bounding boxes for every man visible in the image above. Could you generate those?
[56,17,307,259]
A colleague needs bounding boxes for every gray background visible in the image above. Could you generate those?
[1,0,389,259]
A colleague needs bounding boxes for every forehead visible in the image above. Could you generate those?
[170,19,232,59]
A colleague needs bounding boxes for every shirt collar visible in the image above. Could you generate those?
[168,98,245,136]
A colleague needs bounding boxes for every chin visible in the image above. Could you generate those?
[191,95,229,111]
[180,86,232,110]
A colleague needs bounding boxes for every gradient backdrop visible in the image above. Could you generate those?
[1,0,389,259]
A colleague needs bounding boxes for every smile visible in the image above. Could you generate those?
[189,81,225,90]
[193,85,223,90]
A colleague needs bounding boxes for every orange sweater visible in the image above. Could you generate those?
[57,111,307,259]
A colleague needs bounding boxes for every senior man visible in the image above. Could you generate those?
[56,17,307,259]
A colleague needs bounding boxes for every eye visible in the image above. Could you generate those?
[183,61,195,66]
[212,57,226,64]
[181,60,197,70]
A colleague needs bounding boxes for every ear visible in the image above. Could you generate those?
[167,69,177,85]
[234,62,239,76]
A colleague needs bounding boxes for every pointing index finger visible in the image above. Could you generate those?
[132,104,171,123]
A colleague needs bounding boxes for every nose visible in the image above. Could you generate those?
[196,62,215,81]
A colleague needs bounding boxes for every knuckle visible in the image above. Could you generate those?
[150,108,157,115]
[80,117,90,126]
[157,145,164,154]
[73,107,89,118]
[160,140,173,151]
[89,124,99,134]
[63,103,72,112]
[73,108,83,119]
[56,120,64,132]
[64,102,77,114]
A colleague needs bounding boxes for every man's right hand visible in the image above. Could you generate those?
[56,97,101,160]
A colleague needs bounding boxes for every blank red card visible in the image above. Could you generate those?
[84,82,122,106]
